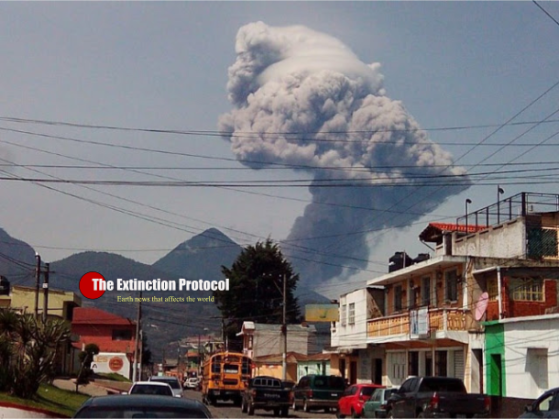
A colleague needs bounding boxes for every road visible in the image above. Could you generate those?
[183,389,337,419]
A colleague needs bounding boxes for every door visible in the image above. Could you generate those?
[350,361,357,385]
[373,358,383,385]
[490,354,503,396]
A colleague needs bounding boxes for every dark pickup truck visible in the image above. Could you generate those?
[389,376,490,418]
[241,375,291,417]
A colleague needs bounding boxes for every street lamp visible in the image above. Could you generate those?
[198,327,209,376]
[465,199,472,233]
[497,186,505,224]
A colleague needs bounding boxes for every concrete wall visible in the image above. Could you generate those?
[453,220,526,259]
[0,403,62,418]
[332,289,369,349]
[502,315,559,399]
[253,328,317,358]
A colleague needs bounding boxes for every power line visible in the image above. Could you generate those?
[533,0,559,27]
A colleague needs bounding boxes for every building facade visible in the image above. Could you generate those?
[331,192,559,412]
[237,321,318,359]
[71,307,138,379]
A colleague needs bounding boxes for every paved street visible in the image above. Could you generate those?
[183,389,337,419]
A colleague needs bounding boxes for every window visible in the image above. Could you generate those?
[444,270,458,302]
[487,278,498,301]
[112,329,132,341]
[421,277,431,306]
[394,285,403,311]
[348,303,355,325]
[510,277,544,301]
[341,304,347,327]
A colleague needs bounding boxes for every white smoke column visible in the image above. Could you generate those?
[219,22,471,284]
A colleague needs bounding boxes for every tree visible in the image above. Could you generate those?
[76,343,99,386]
[213,239,301,347]
[0,309,70,398]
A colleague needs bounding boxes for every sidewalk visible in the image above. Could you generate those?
[52,378,132,397]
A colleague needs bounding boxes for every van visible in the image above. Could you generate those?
[292,374,346,413]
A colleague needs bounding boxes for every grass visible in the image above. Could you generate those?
[0,384,90,418]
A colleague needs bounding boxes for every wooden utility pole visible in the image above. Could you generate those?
[282,273,287,381]
[132,290,142,382]
[34,253,41,317]
[42,263,50,322]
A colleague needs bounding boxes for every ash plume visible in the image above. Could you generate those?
[219,22,471,286]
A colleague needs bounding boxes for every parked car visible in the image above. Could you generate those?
[338,384,384,418]
[73,395,212,418]
[389,376,490,418]
[283,380,296,406]
[362,387,398,418]
[241,375,292,417]
[185,376,201,390]
[148,375,184,398]
[519,387,559,418]
[127,381,174,397]
[292,374,346,413]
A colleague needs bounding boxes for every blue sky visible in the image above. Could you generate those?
[1,2,558,297]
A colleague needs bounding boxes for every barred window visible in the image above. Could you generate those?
[348,303,355,325]
[341,304,347,327]
[510,277,544,301]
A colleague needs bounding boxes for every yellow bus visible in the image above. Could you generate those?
[201,351,252,406]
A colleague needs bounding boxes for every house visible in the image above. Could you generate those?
[252,352,331,382]
[0,283,81,375]
[333,192,559,417]
[237,321,318,359]
[329,287,384,385]
[71,307,138,379]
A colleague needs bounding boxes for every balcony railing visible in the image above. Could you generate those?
[367,307,469,339]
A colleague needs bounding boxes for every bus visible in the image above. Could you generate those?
[201,351,252,406]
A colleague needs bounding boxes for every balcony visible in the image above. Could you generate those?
[367,307,470,343]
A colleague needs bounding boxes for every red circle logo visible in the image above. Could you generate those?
[79,272,106,299]
[109,357,124,372]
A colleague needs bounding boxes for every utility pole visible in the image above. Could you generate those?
[34,253,41,317]
[42,263,50,322]
[198,333,201,376]
[132,290,142,382]
[138,329,143,381]
[282,273,287,381]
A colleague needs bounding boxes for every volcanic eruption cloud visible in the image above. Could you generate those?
[219,22,471,286]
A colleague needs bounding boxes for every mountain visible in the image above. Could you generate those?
[0,228,37,283]
[153,228,242,281]
[1,227,334,359]
[49,251,221,358]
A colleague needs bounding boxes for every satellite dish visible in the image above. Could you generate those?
[474,292,489,321]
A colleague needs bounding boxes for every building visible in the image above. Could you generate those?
[0,284,81,375]
[71,307,138,379]
[237,321,318,359]
[329,287,385,385]
[252,352,331,382]
[332,192,559,416]
[0,284,81,320]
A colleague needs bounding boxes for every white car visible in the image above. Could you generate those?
[185,377,200,389]
[127,381,175,397]
[148,375,184,398]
